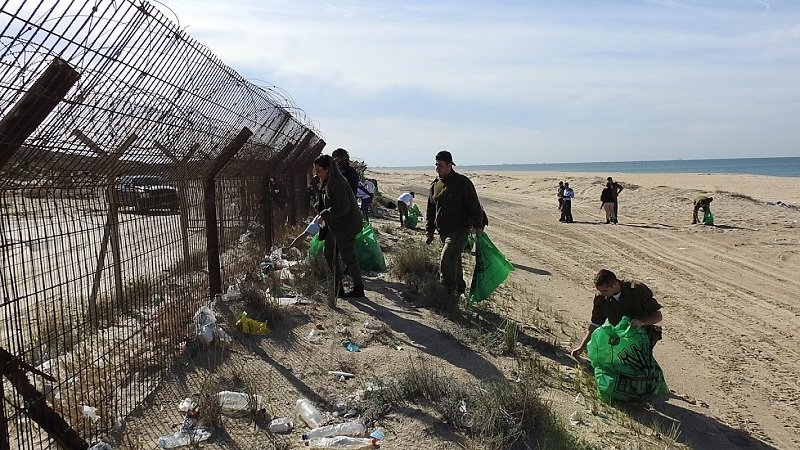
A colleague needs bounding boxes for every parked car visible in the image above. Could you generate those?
[115,175,179,213]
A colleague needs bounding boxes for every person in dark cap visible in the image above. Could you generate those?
[425,150,484,305]
[331,148,359,196]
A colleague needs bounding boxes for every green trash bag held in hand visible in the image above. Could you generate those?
[587,316,669,403]
[468,232,514,303]
[405,203,421,228]
[354,223,386,272]
[308,234,324,256]
[703,207,714,225]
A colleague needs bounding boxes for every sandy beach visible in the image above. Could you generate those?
[373,169,800,449]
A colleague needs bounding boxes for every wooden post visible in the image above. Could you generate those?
[155,141,200,264]
[204,128,252,298]
[0,346,89,449]
[72,130,137,315]
[0,58,80,169]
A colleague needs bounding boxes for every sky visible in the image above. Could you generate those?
[155,0,800,166]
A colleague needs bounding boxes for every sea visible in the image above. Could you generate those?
[414,157,800,178]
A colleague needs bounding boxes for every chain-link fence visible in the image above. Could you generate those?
[0,1,323,447]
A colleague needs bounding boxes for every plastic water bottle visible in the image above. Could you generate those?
[304,436,376,449]
[269,417,293,433]
[296,398,325,428]
[218,391,263,412]
[302,420,366,440]
[157,428,212,448]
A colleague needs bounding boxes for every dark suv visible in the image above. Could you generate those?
[115,175,179,213]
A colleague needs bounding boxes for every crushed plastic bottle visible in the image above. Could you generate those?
[269,417,293,433]
[302,420,366,440]
[362,320,383,331]
[158,428,212,448]
[296,398,326,428]
[217,391,263,412]
[304,436,376,449]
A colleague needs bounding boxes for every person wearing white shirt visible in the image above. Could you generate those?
[562,182,575,223]
[396,192,415,227]
[357,178,376,221]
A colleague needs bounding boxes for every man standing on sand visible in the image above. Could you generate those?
[692,195,713,224]
[356,176,375,221]
[397,191,415,227]
[600,181,617,224]
[426,151,484,301]
[571,269,663,358]
[607,177,623,224]
[562,182,575,223]
[558,181,566,222]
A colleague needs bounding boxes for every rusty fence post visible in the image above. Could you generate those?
[204,127,252,298]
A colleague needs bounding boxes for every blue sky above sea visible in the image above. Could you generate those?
[159,0,800,166]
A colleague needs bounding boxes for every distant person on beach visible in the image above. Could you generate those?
[692,195,714,224]
[558,181,566,221]
[607,177,623,224]
[426,150,484,302]
[571,269,663,358]
[397,191,415,227]
[314,154,364,300]
[331,148,359,196]
[356,177,375,221]
[561,182,575,223]
[600,181,617,224]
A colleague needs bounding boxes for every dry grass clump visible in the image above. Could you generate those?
[361,359,596,450]
[287,254,333,302]
[389,241,453,306]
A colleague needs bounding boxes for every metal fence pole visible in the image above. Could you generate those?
[204,127,253,298]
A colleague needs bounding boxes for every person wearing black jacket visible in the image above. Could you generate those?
[332,148,359,196]
[600,182,617,224]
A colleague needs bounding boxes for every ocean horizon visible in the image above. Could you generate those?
[390,156,800,178]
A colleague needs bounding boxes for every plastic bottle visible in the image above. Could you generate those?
[218,391,263,412]
[296,398,325,428]
[304,436,376,449]
[269,417,293,433]
[157,428,212,448]
[302,420,366,440]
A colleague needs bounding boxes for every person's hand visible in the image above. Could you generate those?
[630,318,645,327]
[426,233,434,244]
[473,227,483,238]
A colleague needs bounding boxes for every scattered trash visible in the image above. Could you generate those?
[221,284,242,301]
[328,371,355,380]
[193,306,217,344]
[177,398,197,412]
[304,436,377,449]
[296,398,326,428]
[217,391,264,413]
[158,428,212,448]
[269,417,293,433]
[81,405,100,422]
[369,429,385,440]
[308,328,323,343]
[458,400,474,428]
[235,311,270,335]
[179,409,199,433]
[569,409,583,426]
[343,408,360,418]
[88,442,112,450]
[362,320,383,331]
[336,324,349,335]
[395,345,404,351]
[342,341,361,352]
[302,420,367,440]
[277,297,300,306]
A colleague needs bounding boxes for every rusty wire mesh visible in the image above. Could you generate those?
[0,0,323,447]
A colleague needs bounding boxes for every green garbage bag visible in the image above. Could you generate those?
[468,232,513,302]
[354,223,386,272]
[703,207,714,225]
[463,233,475,253]
[405,203,421,228]
[308,234,324,255]
[587,316,669,403]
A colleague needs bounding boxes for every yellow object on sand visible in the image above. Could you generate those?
[235,312,271,335]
